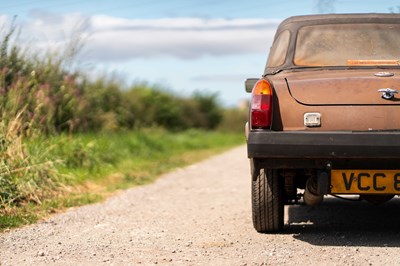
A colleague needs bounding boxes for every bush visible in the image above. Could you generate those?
[0,23,230,134]
[218,107,248,133]
[120,86,224,131]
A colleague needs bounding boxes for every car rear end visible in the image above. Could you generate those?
[246,14,400,233]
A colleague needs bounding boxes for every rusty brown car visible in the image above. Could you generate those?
[245,14,400,233]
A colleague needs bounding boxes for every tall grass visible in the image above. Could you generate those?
[0,110,61,208]
[44,129,244,186]
[0,21,246,215]
[0,129,244,230]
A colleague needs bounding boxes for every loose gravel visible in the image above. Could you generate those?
[1,145,400,266]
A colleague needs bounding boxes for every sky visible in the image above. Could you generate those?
[0,0,399,106]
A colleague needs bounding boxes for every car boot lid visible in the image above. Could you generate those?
[285,69,400,105]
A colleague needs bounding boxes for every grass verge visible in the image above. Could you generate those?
[0,129,244,231]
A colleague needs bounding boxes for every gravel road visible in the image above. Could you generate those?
[2,145,400,266]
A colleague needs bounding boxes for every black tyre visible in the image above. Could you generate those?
[252,167,284,233]
[360,194,394,205]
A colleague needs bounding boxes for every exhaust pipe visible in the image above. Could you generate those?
[303,176,324,206]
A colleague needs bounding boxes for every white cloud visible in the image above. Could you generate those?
[87,16,279,61]
[191,74,248,82]
[0,12,89,58]
[0,15,9,28]
[91,15,279,31]
[2,12,280,62]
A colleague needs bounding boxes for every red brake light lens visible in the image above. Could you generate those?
[251,79,273,129]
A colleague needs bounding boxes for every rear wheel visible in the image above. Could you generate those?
[252,167,284,233]
[360,194,394,205]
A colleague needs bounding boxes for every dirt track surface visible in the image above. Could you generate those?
[2,145,400,265]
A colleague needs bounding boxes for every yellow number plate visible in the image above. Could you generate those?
[331,170,400,194]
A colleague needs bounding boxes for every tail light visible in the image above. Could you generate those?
[251,79,273,129]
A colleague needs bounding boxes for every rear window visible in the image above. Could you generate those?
[294,23,400,66]
[267,30,290,67]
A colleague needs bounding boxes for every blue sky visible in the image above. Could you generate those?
[0,0,399,106]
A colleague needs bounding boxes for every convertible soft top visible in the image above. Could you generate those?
[277,13,400,31]
[266,13,400,73]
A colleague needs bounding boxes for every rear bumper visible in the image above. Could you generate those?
[248,130,400,168]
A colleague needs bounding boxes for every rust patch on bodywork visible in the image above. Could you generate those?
[347,60,400,66]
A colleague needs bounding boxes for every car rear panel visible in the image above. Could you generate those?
[270,69,400,131]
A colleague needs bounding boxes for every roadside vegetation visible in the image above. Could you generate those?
[0,24,247,230]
